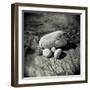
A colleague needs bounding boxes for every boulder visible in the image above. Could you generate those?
[39,31,67,49]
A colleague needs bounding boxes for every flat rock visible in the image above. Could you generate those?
[25,46,80,77]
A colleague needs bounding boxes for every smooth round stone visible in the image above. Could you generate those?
[51,47,56,52]
[42,48,52,58]
[54,49,62,59]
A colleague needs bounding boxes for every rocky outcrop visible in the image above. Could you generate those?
[25,46,80,77]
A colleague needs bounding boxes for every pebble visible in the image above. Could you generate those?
[54,49,62,59]
[42,48,52,58]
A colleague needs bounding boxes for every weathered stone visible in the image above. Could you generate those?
[39,31,67,48]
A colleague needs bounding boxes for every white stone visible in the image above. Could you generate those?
[42,48,52,58]
[51,47,56,52]
[39,31,67,48]
[54,49,62,59]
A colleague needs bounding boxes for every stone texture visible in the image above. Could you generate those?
[25,46,80,77]
[39,31,67,49]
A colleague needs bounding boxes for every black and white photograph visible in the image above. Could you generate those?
[24,11,80,77]
[11,3,87,87]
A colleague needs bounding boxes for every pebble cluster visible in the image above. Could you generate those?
[38,31,67,59]
[42,47,62,59]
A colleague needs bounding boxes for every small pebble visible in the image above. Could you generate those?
[54,49,62,59]
[42,48,52,58]
[51,47,56,52]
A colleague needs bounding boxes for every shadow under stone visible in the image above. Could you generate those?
[59,52,67,59]
[61,43,77,51]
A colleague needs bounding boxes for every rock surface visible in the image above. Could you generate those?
[25,46,80,77]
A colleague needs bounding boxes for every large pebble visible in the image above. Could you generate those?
[42,48,52,58]
[39,31,67,49]
[54,49,62,59]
